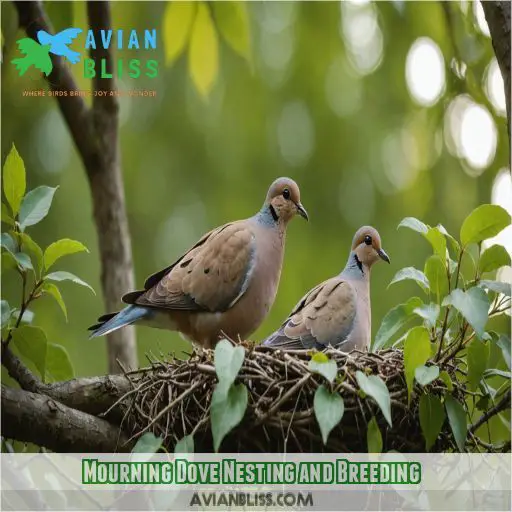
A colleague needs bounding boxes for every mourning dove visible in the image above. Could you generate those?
[263,226,390,351]
[89,177,308,349]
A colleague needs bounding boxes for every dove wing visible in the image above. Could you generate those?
[265,278,357,350]
[123,222,256,313]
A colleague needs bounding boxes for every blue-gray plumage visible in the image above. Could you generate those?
[263,226,390,351]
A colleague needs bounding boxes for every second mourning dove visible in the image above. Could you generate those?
[263,226,390,351]
[89,178,308,349]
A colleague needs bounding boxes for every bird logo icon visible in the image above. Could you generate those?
[11,38,53,76]
[37,28,83,64]
[11,28,82,77]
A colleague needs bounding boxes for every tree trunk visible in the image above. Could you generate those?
[14,1,138,371]
[481,1,511,139]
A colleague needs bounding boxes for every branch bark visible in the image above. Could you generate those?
[481,0,511,137]
[2,345,130,416]
[1,385,130,452]
[13,0,137,372]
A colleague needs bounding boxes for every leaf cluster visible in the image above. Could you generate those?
[1,145,95,383]
[375,208,511,451]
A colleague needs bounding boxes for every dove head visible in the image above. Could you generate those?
[37,31,51,45]
[351,226,390,269]
[264,177,308,224]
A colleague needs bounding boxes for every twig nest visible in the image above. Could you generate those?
[119,345,459,452]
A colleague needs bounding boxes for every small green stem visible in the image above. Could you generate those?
[436,248,465,361]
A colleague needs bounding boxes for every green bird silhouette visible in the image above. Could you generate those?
[11,38,53,76]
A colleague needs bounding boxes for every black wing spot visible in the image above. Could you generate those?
[180,258,192,268]
[204,268,210,274]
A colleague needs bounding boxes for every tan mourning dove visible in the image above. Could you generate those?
[89,178,308,349]
[263,226,390,351]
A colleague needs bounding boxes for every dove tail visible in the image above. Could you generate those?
[88,305,150,338]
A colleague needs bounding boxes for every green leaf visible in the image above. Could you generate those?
[496,334,511,370]
[45,271,95,294]
[398,217,428,234]
[214,339,245,390]
[478,280,511,297]
[308,353,338,383]
[413,303,440,329]
[373,297,423,351]
[43,238,88,271]
[1,203,14,225]
[17,232,43,277]
[213,1,251,61]
[460,204,510,247]
[188,2,219,97]
[437,224,460,256]
[439,370,453,391]
[1,251,17,274]
[12,325,48,379]
[467,339,490,391]
[415,365,439,386]
[19,186,58,230]
[3,144,26,216]
[367,417,383,453]
[46,343,74,381]
[424,255,448,303]
[404,326,431,403]
[388,267,429,292]
[163,1,196,65]
[175,434,194,454]
[132,433,163,459]
[211,382,248,452]
[14,252,33,271]
[479,245,511,274]
[445,395,467,452]
[313,385,344,445]
[356,371,392,427]
[42,282,67,321]
[419,395,445,451]
[1,232,16,253]
[442,287,490,339]
[1,299,10,328]
[425,227,447,260]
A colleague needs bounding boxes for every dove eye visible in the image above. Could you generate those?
[282,188,290,200]
[364,235,372,245]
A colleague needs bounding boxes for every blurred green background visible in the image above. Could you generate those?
[2,1,510,377]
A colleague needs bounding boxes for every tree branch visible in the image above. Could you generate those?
[13,0,137,372]
[469,389,511,434]
[2,345,130,416]
[481,0,511,137]
[13,1,99,171]
[1,385,130,452]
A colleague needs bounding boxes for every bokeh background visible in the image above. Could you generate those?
[2,0,510,377]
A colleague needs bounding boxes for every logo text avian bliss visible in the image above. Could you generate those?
[11,28,158,79]
[83,29,158,79]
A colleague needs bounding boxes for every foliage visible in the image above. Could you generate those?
[374,208,511,452]
[163,0,251,97]
[1,145,94,383]
[210,339,248,452]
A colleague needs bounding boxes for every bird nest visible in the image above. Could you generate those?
[115,345,460,453]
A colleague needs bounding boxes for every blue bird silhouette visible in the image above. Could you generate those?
[37,28,82,64]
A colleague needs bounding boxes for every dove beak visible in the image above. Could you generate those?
[377,248,390,264]
[296,203,309,221]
